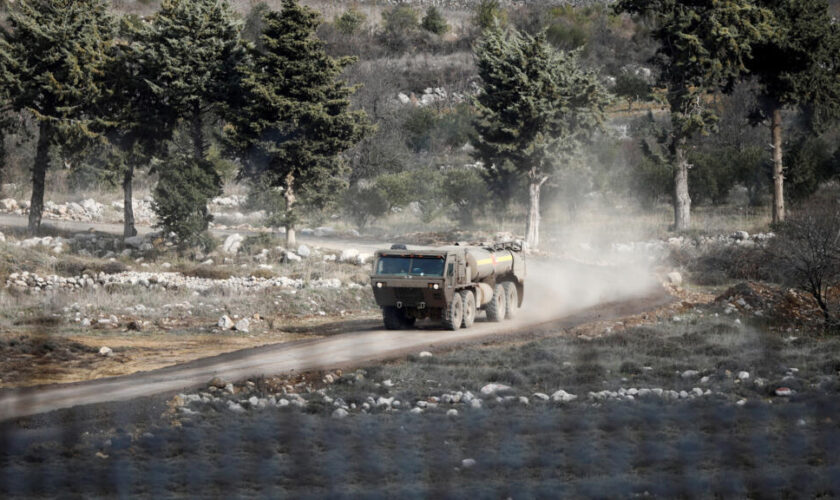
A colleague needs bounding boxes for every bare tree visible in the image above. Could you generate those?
[769,189,840,328]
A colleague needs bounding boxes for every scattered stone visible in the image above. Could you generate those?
[446,409,459,417]
[681,370,700,379]
[551,389,577,402]
[297,244,311,258]
[737,371,750,380]
[98,346,113,357]
[532,392,550,401]
[234,318,250,333]
[775,387,793,397]
[218,315,234,330]
[666,271,683,285]
[461,458,476,469]
[332,408,349,419]
[209,377,226,389]
[418,351,433,358]
[222,233,244,254]
[480,383,511,396]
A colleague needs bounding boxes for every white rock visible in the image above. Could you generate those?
[81,318,91,327]
[666,271,683,285]
[222,233,244,254]
[518,396,529,405]
[234,318,250,333]
[218,315,234,330]
[446,409,459,416]
[410,407,424,414]
[0,231,5,242]
[418,351,433,358]
[296,245,311,258]
[227,401,245,413]
[737,371,750,380]
[681,370,700,379]
[550,390,577,402]
[775,387,793,397]
[332,408,349,419]
[480,383,511,396]
[285,252,302,262]
[340,248,359,263]
[461,458,476,469]
[470,399,482,409]
[98,346,113,357]
[382,379,394,387]
[248,396,259,406]
[533,392,550,401]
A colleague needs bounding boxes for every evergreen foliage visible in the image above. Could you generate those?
[335,8,367,36]
[746,0,840,222]
[152,154,221,250]
[421,6,449,35]
[472,25,611,248]
[225,0,372,246]
[0,0,115,234]
[142,0,247,241]
[615,0,772,231]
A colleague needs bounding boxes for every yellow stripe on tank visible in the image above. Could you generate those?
[475,258,492,265]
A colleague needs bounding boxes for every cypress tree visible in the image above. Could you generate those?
[225,0,372,248]
[472,26,611,249]
[615,0,771,231]
[746,0,840,223]
[0,0,115,234]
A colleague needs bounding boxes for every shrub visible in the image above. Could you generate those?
[474,0,507,32]
[152,156,221,250]
[335,8,366,36]
[380,5,418,51]
[768,188,840,327]
[421,6,449,35]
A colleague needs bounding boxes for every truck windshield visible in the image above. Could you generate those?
[376,255,445,276]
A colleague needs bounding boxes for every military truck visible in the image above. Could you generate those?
[370,242,525,330]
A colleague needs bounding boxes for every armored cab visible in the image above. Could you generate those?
[370,242,525,330]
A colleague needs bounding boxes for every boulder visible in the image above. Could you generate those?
[332,408,349,419]
[98,346,113,357]
[234,318,250,333]
[0,198,18,211]
[480,383,511,396]
[218,315,234,330]
[222,233,244,255]
[285,252,302,262]
[340,248,359,263]
[666,271,683,285]
[124,235,146,249]
[550,389,578,402]
[297,244,311,258]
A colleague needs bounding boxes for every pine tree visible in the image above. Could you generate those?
[615,0,771,231]
[421,6,449,35]
[746,0,840,223]
[225,0,372,248]
[0,0,115,234]
[472,26,611,249]
[101,15,179,238]
[142,0,247,242]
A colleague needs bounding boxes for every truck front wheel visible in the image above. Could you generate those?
[485,283,507,322]
[441,293,463,331]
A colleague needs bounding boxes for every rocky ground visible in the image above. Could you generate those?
[1,294,838,497]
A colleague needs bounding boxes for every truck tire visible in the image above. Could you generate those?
[460,290,476,328]
[441,292,463,331]
[485,283,506,322]
[382,306,412,330]
[502,282,518,319]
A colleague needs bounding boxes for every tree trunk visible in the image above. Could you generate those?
[284,172,297,249]
[191,102,206,161]
[123,162,137,238]
[673,138,691,232]
[525,176,546,250]
[771,107,785,224]
[28,122,50,235]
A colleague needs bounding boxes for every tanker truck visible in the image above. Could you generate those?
[369,242,525,330]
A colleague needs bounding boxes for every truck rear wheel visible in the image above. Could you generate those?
[382,306,413,330]
[441,292,463,330]
[460,290,476,328]
[485,283,506,322]
[502,282,518,319]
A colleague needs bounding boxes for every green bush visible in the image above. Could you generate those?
[785,136,835,203]
[343,184,389,229]
[380,5,418,51]
[474,0,506,32]
[153,156,221,250]
[335,8,366,36]
[421,6,449,35]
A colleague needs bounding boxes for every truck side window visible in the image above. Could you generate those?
[447,263,454,277]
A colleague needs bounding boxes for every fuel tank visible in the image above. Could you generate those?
[464,248,515,281]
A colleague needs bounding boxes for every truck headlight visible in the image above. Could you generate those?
[428,283,439,289]
[376,282,384,288]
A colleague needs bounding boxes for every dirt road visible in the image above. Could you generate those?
[0,256,670,421]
